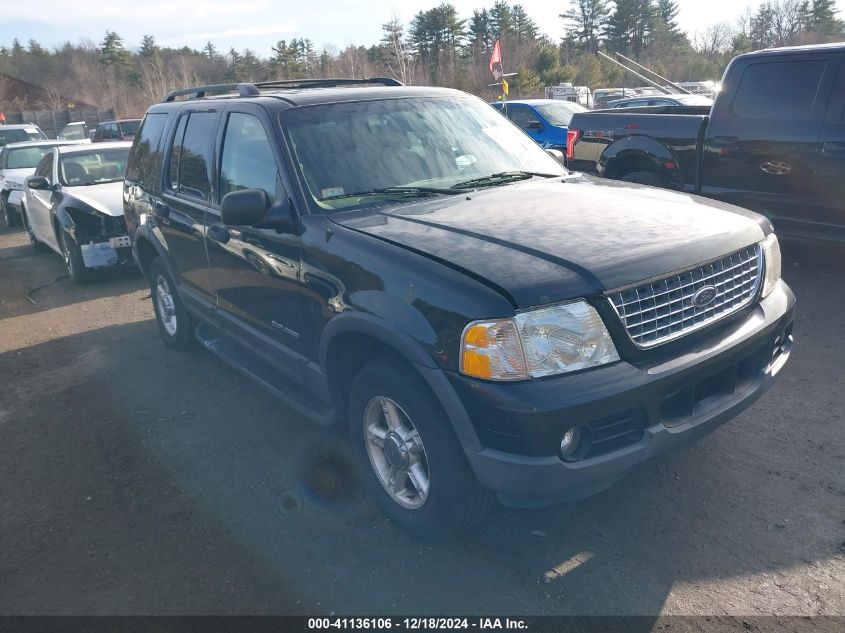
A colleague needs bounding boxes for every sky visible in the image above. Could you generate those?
[1,0,844,57]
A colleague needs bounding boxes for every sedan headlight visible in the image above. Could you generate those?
[460,301,619,381]
[760,233,781,298]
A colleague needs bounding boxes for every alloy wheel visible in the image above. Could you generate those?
[155,275,178,337]
[363,396,431,509]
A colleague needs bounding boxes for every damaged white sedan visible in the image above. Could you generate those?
[22,142,133,284]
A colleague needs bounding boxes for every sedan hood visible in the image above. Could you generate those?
[65,181,124,217]
[332,175,769,308]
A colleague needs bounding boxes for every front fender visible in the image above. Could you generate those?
[319,311,482,451]
[132,222,177,282]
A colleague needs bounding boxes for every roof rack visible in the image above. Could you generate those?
[161,77,403,103]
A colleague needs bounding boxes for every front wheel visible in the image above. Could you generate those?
[349,356,493,537]
[149,258,195,350]
[60,230,92,284]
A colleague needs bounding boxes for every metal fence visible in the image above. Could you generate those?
[2,107,116,138]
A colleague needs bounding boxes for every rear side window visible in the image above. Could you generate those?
[219,113,279,202]
[168,111,216,200]
[732,59,826,120]
[126,112,168,186]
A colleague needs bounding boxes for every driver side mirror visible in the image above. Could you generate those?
[221,188,292,232]
[526,120,544,131]
[26,176,50,190]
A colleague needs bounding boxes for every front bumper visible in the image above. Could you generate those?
[449,281,795,508]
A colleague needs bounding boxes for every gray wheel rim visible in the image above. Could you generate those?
[155,275,178,337]
[363,396,430,510]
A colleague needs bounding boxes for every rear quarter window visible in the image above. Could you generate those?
[732,59,827,120]
[126,112,168,187]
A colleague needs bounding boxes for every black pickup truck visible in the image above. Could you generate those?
[568,43,845,241]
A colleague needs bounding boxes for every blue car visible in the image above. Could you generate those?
[490,99,587,152]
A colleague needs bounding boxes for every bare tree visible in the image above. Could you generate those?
[693,22,733,60]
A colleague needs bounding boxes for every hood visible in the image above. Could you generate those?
[1,168,35,185]
[65,181,124,217]
[331,175,769,308]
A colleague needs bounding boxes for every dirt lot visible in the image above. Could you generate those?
[0,221,842,617]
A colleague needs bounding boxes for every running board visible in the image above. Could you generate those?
[195,322,336,427]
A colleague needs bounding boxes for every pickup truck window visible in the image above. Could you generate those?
[733,59,827,120]
[282,96,564,213]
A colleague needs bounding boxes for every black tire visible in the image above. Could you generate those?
[2,198,19,227]
[348,355,493,537]
[620,170,668,187]
[60,230,92,285]
[22,206,47,252]
[149,258,195,350]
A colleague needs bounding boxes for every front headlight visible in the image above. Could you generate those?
[760,233,781,298]
[460,301,619,381]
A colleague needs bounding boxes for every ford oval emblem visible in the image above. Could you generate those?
[692,286,718,308]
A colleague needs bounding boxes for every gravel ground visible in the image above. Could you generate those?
[0,221,842,617]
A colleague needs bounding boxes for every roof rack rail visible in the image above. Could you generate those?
[253,77,404,89]
[161,77,404,102]
[162,83,260,103]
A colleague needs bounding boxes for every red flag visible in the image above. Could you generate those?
[489,40,503,80]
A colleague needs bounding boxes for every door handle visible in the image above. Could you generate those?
[822,142,845,157]
[207,224,231,244]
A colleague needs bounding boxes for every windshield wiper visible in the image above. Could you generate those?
[321,186,460,201]
[450,171,558,190]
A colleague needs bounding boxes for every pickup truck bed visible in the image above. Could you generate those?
[567,43,845,241]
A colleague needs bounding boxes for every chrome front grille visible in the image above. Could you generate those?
[608,245,762,348]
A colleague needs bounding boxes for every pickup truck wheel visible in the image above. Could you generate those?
[349,356,493,537]
[621,170,668,187]
[60,230,92,285]
[149,258,195,350]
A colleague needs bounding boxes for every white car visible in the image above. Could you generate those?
[1,140,84,226]
[0,123,47,148]
[22,141,133,283]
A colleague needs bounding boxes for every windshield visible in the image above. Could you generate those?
[5,146,54,169]
[0,129,43,147]
[119,120,141,136]
[59,124,87,140]
[534,102,586,127]
[282,96,565,213]
[59,147,129,186]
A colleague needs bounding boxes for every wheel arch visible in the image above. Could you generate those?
[320,313,482,452]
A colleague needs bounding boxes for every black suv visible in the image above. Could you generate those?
[124,79,795,535]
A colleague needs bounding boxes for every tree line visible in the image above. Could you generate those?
[0,0,842,117]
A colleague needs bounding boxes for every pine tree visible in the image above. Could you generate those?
[99,32,130,73]
[809,0,844,35]
[203,41,218,60]
[140,35,158,60]
[561,0,611,54]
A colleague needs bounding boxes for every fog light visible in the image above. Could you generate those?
[560,427,582,458]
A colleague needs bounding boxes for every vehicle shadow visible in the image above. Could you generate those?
[0,306,840,615]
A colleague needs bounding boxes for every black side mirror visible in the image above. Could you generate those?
[221,188,293,231]
[527,121,544,131]
[26,176,50,190]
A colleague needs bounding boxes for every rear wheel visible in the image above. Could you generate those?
[60,230,92,284]
[149,258,195,350]
[22,206,47,252]
[349,356,493,537]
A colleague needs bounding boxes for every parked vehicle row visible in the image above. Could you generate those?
[3,46,811,536]
[567,42,845,241]
[490,99,585,154]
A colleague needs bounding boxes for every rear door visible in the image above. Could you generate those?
[701,52,838,231]
[813,54,845,238]
[205,105,306,379]
[503,104,545,145]
[158,108,220,312]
